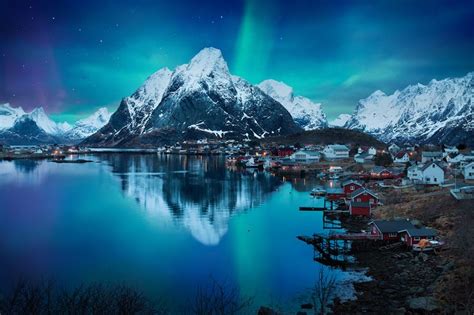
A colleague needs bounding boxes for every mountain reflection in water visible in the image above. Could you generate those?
[100,154,283,245]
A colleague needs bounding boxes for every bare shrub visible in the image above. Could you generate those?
[310,267,337,315]
[191,277,254,315]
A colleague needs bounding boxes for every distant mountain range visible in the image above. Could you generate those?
[1,46,472,147]
[0,104,111,145]
[344,72,474,146]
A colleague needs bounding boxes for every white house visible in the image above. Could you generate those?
[393,151,410,164]
[447,153,474,165]
[408,162,445,184]
[323,145,350,159]
[358,146,377,155]
[421,162,445,184]
[463,162,474,180]
[421,151,444,163]
[354,152,374,164]
[407,164,423,181]
[290,150,321,163]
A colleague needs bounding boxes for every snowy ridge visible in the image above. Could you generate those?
[330,114,351,127]
[345,72,474,145]
[258,79,327,130]
[0,104,112,143]
[64,107,112,139]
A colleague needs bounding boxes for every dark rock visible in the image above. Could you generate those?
[300,303,313,309]
[407,296,439,312]
[258,306,281,315]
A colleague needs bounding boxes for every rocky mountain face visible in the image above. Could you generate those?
[83,48,302,146]
[344,72,474,146]
[0,104,111,145]
[257,79,327,130]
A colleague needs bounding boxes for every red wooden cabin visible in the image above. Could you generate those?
[350,188,379,206]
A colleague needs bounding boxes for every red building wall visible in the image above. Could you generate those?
[343,183,363,195]
[352,192,379,205]
[350,205,371,217]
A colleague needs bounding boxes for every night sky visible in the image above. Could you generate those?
[1,0,473,122]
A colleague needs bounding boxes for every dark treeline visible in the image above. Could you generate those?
[0,278,254,315]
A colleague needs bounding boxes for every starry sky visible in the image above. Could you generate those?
[1,0,473,122]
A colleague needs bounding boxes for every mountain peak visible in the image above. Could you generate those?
[186,47,229,77]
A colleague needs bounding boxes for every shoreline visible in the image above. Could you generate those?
[330,188,473,314]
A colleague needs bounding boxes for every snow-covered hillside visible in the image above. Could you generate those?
[345,72,474,145]
[258,79,327,130]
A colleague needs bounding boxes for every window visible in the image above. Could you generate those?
[370,198,374,203]
[389,233,397,237]
[350,186,355,190]
[357,198,361,202]
[414,237,420,241]
[434,178,437,182]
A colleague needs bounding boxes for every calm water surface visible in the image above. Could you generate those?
[0,154,354,312]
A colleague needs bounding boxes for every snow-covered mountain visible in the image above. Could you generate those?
[83,47,302,146]
[345,72,474,146]
[257,79,327,130]
[0,103,26,130]
[64,108,111,140]
[330,114,351,127]
[0,104,111,145]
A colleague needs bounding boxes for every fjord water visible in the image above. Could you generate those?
[0,154,348,311]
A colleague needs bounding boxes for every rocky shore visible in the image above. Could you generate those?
[330,189,474,314]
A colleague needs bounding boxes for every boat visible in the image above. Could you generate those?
[412,239,444,252]
[310,186,327,197]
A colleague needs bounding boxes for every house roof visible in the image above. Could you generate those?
[294,150,320,156]
[326,187,344,194]
[395,151,408,158]
[370,219,414,233]
[351,188,378,199]
[355,152,372,159]
[342,180,363,187]
[400,227,438,237]
[327,144,349,151]
[371,166,389,174]
[422,151,443,157]
[420,161,444,172]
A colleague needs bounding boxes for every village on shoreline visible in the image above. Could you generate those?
[1,138,474,313]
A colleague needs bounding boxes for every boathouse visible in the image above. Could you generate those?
[398,227,437,247]
[369,219,414,241]
[326,187,346,201]
[350,188,379,206]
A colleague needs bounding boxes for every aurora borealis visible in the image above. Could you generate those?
[1,0,473,122]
